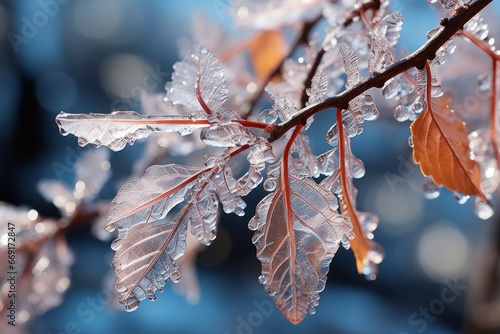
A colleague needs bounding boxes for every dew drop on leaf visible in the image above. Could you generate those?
[258,274,267,284]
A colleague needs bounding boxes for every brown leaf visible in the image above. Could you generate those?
[411,96,487,202]
[249,29,285,82]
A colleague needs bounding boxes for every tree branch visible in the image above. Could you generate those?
[268,0,494,142]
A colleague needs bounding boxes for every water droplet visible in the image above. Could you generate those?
[58,126,68,136]
[474,197,494,220]
[394,105,408,122]
[367,246,384,265]
[77,137,88,147]
[266,289,278,297]
[423,178,441,199]
[453,192,470,205]
[263,179,277,192]
[382,77,402,100]
[111,238,122,251]
[408,136,414,148]
[341,234,351,250]
[147,291,157,301]
[258,275,267,285]
[115,282,127,293]
[124,298,140,312]
[170,270,181,283]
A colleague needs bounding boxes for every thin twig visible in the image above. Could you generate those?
[268,0,494,142]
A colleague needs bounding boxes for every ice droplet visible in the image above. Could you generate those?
[423,178,441,199]
[78,137,88,147]
[147,290,157,301]
[453,192,470,205]
[382,77,402,100]
[124,298,140,312]
[474,197,494,220]
[170,270,181,283]
[408,136,414,148]
[367,246,384,265]
[258,275,267,284]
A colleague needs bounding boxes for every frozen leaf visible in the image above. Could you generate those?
[104,164,204,243]
[212,166,246,216]
[56,111,209,152]
[165,45,236,120]
[249,159,351,324]
[292,133,319,177]
[306,71,328,106]
[265,83,299,122]
[411,95,488,202]
[236,165,264,196]
[201,123,258,148]
[0,233,73,326]
[74,148,111,200]
[36,180,74,211]
[339,43,360,89]
[374,12,404,49]
[111,208,189,311]
[175,230,205,304]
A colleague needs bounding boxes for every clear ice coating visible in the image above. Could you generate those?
[55,111,207,152]
[201,123,257,147]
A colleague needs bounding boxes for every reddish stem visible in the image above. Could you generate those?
[459,30,500,60]
[336,109,369,273]
[491,60,500,168]
[280,124,303,309]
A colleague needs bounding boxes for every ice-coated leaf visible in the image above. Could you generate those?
[165,45,236,120]
[306,71,328,106]
[368,38,396,74]
[212,166,246,216]
[411,95,488,202]
[265,83,299,122]
[175,230,205,304]
[74,148,111,200]
[292,133,318,177]
[111,207,189,311]
[236,165,264,196]
[36,180,74,211]
[249,161,351,324]
[236,139,275,196]
[105,164,204,244]
[110,160,243,310]
[373,12,404,49]
[339,43,360,89]
[56,111,209,152]
[201,123,258,147]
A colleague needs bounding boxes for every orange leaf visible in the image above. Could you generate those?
[249,29,285,82]
[410,96,487,202]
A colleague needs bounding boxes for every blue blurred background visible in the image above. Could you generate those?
[1,1,500,333]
